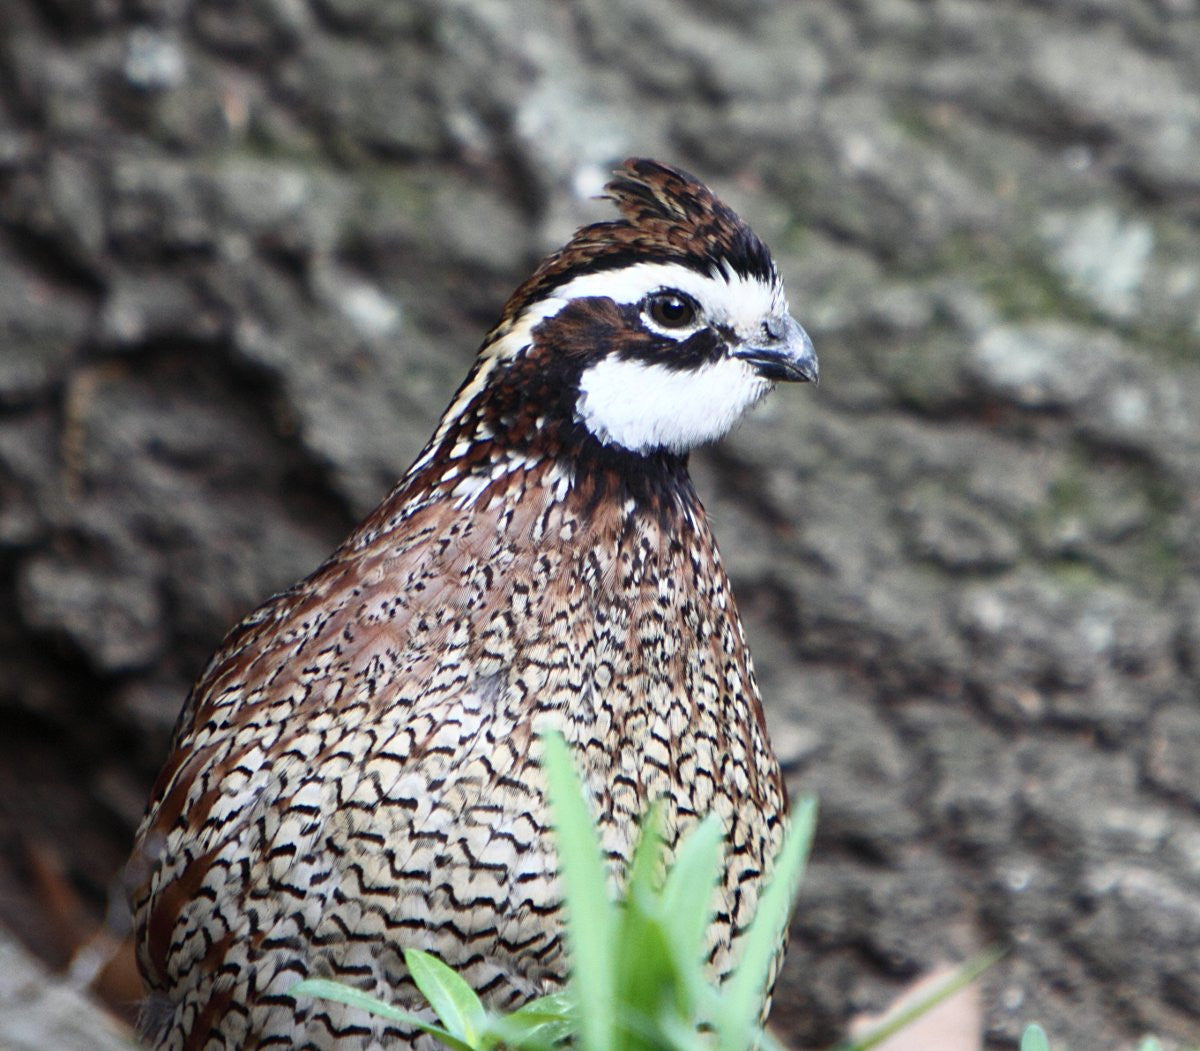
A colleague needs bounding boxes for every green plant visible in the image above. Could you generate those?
[292,736,1181,1051]
[292,729,817,1050]
[291,953,572,1051]
[542,731,816,1051]
[1020,1023,1169,1051]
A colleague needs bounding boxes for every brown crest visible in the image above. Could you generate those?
[504,158,778,323]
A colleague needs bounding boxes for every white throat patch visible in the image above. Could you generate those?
[577,354,771,453]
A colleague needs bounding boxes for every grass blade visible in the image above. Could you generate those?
[541,730,616,1051]
[717,795,817,1050]
[1021,1023,1052,1051]
[836,946,1005,1051]
[614,906,675,1050]
[660,814,724,997]
[625,801,667,903]
[614,803,674,1049]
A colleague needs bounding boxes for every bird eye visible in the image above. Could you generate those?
[645,291,698,330]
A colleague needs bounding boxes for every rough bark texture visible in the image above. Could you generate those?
[1,2,1198,1048]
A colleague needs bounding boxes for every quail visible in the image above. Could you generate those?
[128,158,818,1050]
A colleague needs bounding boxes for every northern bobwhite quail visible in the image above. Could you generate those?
[128,158,818,1050]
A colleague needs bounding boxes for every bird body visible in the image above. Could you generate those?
[129,159,817,1049]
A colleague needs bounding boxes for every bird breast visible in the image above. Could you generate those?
[134,449,782,1042]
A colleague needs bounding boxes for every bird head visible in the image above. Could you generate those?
[434,159,817,461]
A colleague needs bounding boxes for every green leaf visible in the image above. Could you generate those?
[655,1012,716,1051]
[504,990,576,1018]
[541,730,616,1051]
[289,978,472,1051]
[1020,1024,1052,1051]
[715,795,817,1051]
[612,801,678,1048]
[486,991,576,1050]
[625,802,667,903]
[614,910,676,1050]
[403,948,487,1045]
[660,814,724,1008]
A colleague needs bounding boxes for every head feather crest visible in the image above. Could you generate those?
[508,159,778,315]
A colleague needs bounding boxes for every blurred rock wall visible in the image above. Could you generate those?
[1,1,1198,1047]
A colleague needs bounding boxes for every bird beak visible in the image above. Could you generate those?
[733,315,819,384]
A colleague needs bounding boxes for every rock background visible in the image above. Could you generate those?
[2,1,1199,1047]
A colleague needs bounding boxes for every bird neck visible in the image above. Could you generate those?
[401,366,701,522]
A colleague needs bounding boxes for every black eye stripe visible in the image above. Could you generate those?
[658,328,724,370]
[616,307,723,372]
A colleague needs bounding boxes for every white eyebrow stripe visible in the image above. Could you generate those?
[431,261,786,455]
[544,261,785,321]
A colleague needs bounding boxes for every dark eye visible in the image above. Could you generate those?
[645,291,698,330]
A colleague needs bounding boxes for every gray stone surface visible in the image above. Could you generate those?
[0,925,138,1051]
[1,1,1198,1048]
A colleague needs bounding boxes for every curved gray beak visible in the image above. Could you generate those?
[733,314,819,384]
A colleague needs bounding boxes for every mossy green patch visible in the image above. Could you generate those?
[936,232,1099,325]
[1033,446,1183,596]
